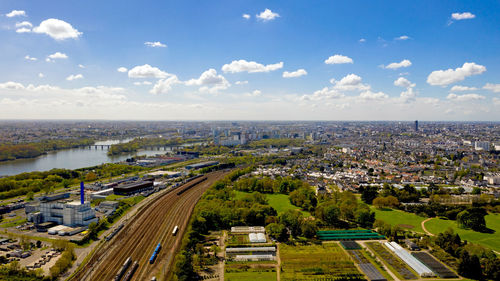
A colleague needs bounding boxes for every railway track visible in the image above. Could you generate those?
[69,171,227,281]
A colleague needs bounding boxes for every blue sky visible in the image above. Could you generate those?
[0,0,499,120]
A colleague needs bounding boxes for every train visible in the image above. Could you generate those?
[176,175,207,195]
[149,243,162,264]
[106,224,124,241]
[113,257,131,281]
[122,260,138,281]
[172,225,179,236]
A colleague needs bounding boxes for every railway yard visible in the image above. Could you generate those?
[68,170,228,281]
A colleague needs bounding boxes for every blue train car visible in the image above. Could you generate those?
[149,243,161,264]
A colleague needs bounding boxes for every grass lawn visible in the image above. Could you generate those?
[425,214,500,252]
[280,243,363,280]
[225,271,277,281]
[233,191,310,216]
[105,194,125,201]
[371,207,426,233]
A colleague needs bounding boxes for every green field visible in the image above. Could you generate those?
[425,214,500,252]
[225,271,277,281]
[371,207,426,233]
[280,243,363,280]
[234,191,310,216]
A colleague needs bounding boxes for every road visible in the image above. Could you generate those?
[421,218,434,236]
[68,170,228,281]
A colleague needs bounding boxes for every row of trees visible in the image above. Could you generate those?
[233,176,308,194]
[0,139,94,161]
[107,137,201,155]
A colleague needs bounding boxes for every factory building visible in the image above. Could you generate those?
[113,180,154,195]
[185,161,219,170]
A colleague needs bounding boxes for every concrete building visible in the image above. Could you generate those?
[38,201,97,227]
[475,141,490,151]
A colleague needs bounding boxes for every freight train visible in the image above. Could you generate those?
[149,243,162,264]
[113,257,131,281]
[106,224,124,241]
[122,260,138,281]
[176,175,207,195]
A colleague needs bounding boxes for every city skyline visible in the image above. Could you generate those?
[0,0,499,120]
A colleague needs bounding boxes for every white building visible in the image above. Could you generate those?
[475,141,490,151]
[38,201,97,227]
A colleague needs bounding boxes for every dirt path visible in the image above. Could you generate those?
[219,230,227,281]
[276,243,281,281]
[421,218,434,236]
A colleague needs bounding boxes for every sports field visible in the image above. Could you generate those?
[425,214,500,252]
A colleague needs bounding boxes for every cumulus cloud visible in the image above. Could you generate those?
[222,59,283,73]
[324,54,353,64]
[450,85,477,92]
[46,52,68,62]
[150,75,180,94]
[16,28,31,33]
[394,77,415,88]
[300,87,344,101]
[185,68,230,93]
[38,73,44,78]
[283,69,307,78]
[427,62,486,86]
[133,81,152,86]
[333,74,370,91]
[451,12,475,20]
[117,67,128,73]
[245,90,262,97]
[6,10,26,18]
[16,21,32,28]
[144,41,167,48]
[78,64,85,68]
[33,18,82,40]
[256,9,280,21]
[385,59,412,69]
[128,64,169,78]
[358,90,389,101]
[242,14,251,19]
[359,38,366,43]
[0,81,25,90]
[395,35,410,40]
[483,83,500,93]
[447,93,485,102]
[24,55,37,61]
[66,74,83,81]
[235,81,248,85]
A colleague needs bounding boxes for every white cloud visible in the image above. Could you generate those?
[128,64,169,78]
[385,59,412,69]
[66,74,83,81]
[78,64,85,68]
[46,52,68,62]
[283,69,307,78]
[359,38,366,43]
[242,14,251,19]
[117,67,128,73]
[447,93,485,102]
[235,81,248,85]
[33,18,82,40]
[300,87,344,101]
[38,73,44,78]
[0,81,25,90]
[452,12,475,20]
[395,35,410,40]
[400,87,417,103]
[256,9,280,21]
[16,28,31,33]
[24,55,37,61]
[144,41,167,48]
[133,81,152,86]
[324,54,353,64]
[450,85,477,92]
[16,21,32,28]
[150,75,180,94]
[359,90,389,101]
[185,68,230,93]
[6,10,26,18]
[427,62,486,86]
[222,59,283,73]
[394,77,415,88]
[245,90,262,97]
[333,74,370,91]
[483,83,500,93]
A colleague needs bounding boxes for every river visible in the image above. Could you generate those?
[0,139,182,176]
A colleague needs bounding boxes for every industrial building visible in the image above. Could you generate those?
[185,161,219,170]
[113,180,154,195]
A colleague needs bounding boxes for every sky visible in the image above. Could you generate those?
[0,0,499,121]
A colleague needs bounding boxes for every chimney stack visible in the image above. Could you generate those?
[80,182,84,204]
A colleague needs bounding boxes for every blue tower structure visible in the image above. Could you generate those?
[80,182,84,204]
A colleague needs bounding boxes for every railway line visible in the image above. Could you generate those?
[69,170,228,281]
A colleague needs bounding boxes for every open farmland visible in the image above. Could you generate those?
[425,214,500,252]
[280,243,363,280]
[365,242,417,280]
[225,263,277,281]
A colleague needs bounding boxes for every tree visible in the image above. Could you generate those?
[85,172,98,182]
[458,251,482,280]
[266,223,289,242]
[315,202,340,226]
[456,208,487,231]
[279,210,303,237]
[360,186,378,204]
[356,209,375,228]
[300,220,318,239]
